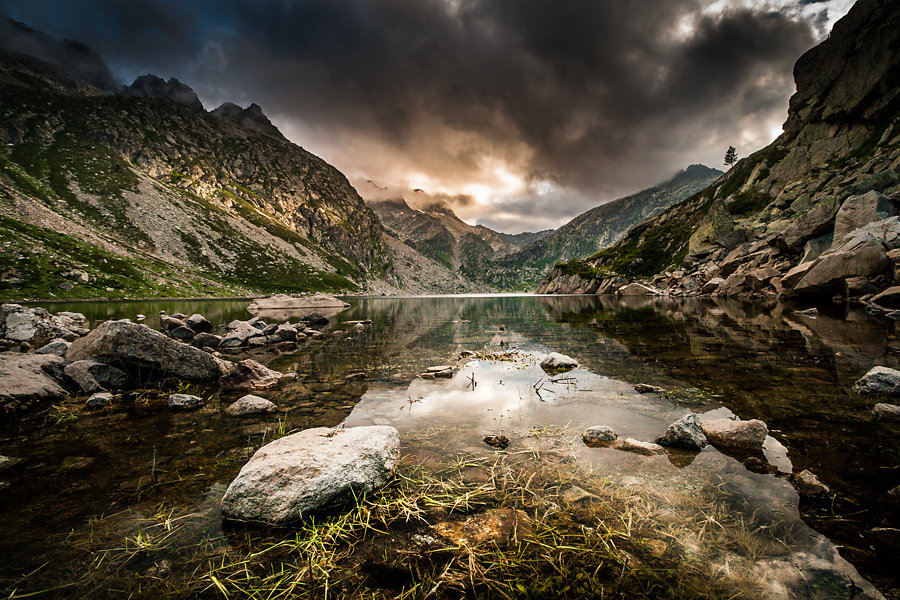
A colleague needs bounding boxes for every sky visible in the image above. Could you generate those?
[0,0,854,233]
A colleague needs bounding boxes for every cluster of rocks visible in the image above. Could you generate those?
[158,311,331,350]
[419,365,454,380]
[0,304,88,350]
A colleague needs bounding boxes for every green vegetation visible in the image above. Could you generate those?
[726,190,773,217]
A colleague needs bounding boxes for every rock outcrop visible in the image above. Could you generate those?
[536,0,900,306]
[221,426,399,524]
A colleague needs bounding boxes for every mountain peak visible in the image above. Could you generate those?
[123,74,204,110]
[210,101,285,140]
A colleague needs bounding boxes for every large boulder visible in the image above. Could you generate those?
[34,339,71,357]
[0,352,68,413]
[67,320,231,383]
[221,425,399,524]
[64,360,129,393]
[656,413,708,450]
[873,403,900,421]
[220,322,258,348]
[832,191,895,244]
[779,196,841,250]
[221,359,282,390]
[853,366,900,396]
[870,286,900,309]
[791,237,890,296]
[616,283,659,296]
[700,418,768,453]
[0,304,87,346]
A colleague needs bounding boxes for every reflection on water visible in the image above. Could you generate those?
[1,294,897,597]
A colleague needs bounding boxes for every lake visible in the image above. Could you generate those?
[0,294,897,598]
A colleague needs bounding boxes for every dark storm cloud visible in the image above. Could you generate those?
[0,0,820,230]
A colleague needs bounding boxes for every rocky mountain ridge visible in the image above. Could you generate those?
[0,46,400,299]
[538,0,900,308]
[476,164,722,290]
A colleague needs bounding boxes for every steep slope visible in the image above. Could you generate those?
[0,50,394,300]
[539,0,900,303]
[475,165,721,290]
[368,197,550,289]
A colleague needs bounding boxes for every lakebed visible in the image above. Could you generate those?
[0,294,897,599]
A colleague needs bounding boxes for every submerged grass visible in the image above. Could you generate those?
[9,429,801,600]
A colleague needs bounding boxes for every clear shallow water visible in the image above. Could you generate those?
[1,295,898,597]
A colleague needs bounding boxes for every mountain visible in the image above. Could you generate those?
[368,196,551,287]
[538,0,900,304]
[474,164,722,290]
[0,48,397,299]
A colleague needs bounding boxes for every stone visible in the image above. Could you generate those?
[656,413,708,450]
[582,426,618,447]
[135,314,146,322]
[191,332,222,348]
[432,369,453,379]
[781,261,816,290]
[419,372,435,380]
[870,285,900,309]
[185,313,213,333]
[611,438,666,456]
[168,393,204,411]
[220,322,258,347]
[67,320,231,383]
[833,190,896,244]
[873,403,900,421]
[261,323,279,336]
[617,282,659,296]
[433,508,532,547]
[0,304,87,346]
[779,196,841,250]
[226,394,277,416]
[58,282,73,291]
[159,314,187,331]
[853,366,900,396]
[221,426,399,524]
[169,326,196,341]
[274,323,298,341]
[0,352,67,412]
[701,277,725,294]
[634,383,666,394]
[221,359,282,390]
[301,312,330,326]
[426,365,453,373]
[792,238,890,296]
[791,469,832,498]
[34,338,70,357]
[483,434,510,449]
[85,391,113,410]
[247,294,347,312]
[64,360,129,393]
[246,335,266,346]
[540,352,578,371]
[700,418,768,452]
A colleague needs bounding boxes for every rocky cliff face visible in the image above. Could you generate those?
[538,0,900,307]
[479,165,721,290]
[0,50,394,299]
[368,197,550,290]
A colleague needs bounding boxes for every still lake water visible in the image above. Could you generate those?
[0,294,897,598]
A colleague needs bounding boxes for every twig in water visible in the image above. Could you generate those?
[467,373,477,390]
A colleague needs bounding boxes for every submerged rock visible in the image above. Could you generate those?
[853,366,900,396]
[433,508,532,547]
[221,359,282,390]
[656,413,708,450]
[301,312,330,326]
[226,394,277,416]
[483,434,510,449]
[168,393,204,411]
[582,426,618,447]
[634,383,666,395]
[540,352,578,372]
[700,418,768,452]
[67,320,231,383]
[611,438,666,456]
[221,425,399,524]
